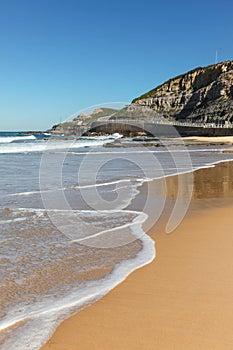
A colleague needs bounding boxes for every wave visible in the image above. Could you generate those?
[0,206,154,350]
[0,133,122,154]
[85,133,123,140]
[0,217,28,224]
[0,135,36,143]
[4,179,134,198]
[0,139,115,154]
[0,232,154,349]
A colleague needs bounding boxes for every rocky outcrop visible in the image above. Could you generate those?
[51,121,89,136]
[130,61,233,124]
[51,108,117,135]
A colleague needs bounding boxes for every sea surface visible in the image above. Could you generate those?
[1,131,233,349]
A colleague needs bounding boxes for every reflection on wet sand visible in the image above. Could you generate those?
[141,161,233,235]
[165,161,233,201]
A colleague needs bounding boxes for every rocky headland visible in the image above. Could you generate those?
[51,108,117,136]
[51,61,233,136]
[130,60,233,124]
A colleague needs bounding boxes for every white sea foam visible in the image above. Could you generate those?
[57,148,227,156]
[0,217,28,224]
[0,134,122,154]
[0,135,36,143]
[0,210,154,350]
[4,179,133,197]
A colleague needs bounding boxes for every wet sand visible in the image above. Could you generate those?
[41,162,233,350]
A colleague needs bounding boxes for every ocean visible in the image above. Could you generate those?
[1,131,233,349]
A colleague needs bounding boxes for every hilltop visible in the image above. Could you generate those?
[51,108,117,135]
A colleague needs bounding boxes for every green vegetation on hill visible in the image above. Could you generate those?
[132,61,232,103]
[91,108,117,118]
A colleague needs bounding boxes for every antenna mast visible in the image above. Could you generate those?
[215,49,218,64]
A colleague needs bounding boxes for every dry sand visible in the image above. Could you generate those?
[182,136,233,144]
[41,163,233,350]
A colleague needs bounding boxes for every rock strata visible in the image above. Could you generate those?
[51,61,233,135]
[131,61,233,124]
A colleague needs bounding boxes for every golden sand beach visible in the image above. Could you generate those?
[41,162,233,350]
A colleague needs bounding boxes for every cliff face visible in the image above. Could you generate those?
[51,61,233,136]
[131,61,233,124]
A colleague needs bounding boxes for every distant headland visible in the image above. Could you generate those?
[51,61,233,137]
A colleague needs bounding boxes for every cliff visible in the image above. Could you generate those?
[51,61,233,135]
[130,61,233,124]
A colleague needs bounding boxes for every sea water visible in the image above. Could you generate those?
[1,132,233,349]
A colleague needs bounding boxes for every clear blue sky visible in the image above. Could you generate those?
[0,0,233,131]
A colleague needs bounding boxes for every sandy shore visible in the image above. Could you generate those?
[182,136,233,144]
[169,135,233,147]
[41,162,233,350]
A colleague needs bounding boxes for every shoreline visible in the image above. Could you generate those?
[41,160,233,349]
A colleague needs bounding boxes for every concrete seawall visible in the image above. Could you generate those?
[89,121,233,137]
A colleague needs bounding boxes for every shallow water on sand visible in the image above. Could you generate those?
[1,133,233,349]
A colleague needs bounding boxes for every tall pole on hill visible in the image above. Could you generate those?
[215,48,222,64]
[215,49,218,64]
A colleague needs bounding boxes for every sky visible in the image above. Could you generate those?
[0,0,233,131]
